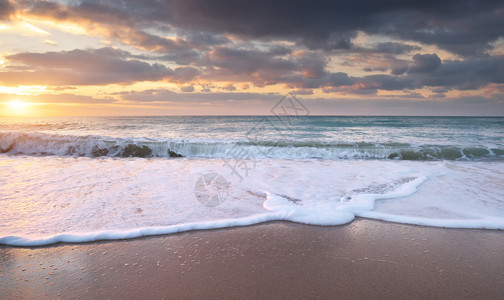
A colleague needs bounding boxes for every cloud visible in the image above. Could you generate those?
[0,48,200,85]
[26,0,133,26]
[357,75,415,91]
[372,42,421,55]
[169,66,201,83]
[408,54,442,73]
[280,71,357,90]
[352,42,422,57]
[379,5,504,56]
[2,45,501,95]
[163,0,504,55]
[22,0,503,56]
[290,89,313,95]
[363,67,388,72]
[21,0,223,64]
[116,89,280,103]
[391,65,409,76]
[4,0,502,104]
[202,46,297,75]
[327,72,356,87]
[0,93,114,104]
[194,46,337,88]
[180,85,194,92]
[339,55,504,93]
[411,55,504,90]
[0,0,14,20]
[196,46,298,85]
[221,83,236,91]
[339,49,413,78]
[43,39,57,45]
[182,31,230,47]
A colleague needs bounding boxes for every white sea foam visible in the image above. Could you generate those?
[1,156,503,246]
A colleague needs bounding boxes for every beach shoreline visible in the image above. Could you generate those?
[1,219,503,299]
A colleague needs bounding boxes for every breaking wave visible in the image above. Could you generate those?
[1,131,503,160]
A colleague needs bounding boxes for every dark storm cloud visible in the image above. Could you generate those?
[196,46,356,89]
[327,72,356,87]
[197,47,324,85]
[22,0,503,55]
[0,48,200,85]
[411,55,504,90]
[156,51,201,66]
[182,31,230,47]
[358,75,415,91]
[163,0,504,55]
[9,0,504,95]
[202,47,298,75]
[432,87,450,94]
[200,51,500,93]
[282,71,356,89]
[352,55,504,92]
[26,0,132,25]
[372,43,421,55]
[408,54,442,73]
[382,7,504,56]
[352,42,422,56]
[279,71,358,90]
[391,65,409,76]
[21,0,204,64]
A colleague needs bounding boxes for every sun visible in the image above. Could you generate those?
[5,100,32,115]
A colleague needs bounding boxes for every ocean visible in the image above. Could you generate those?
[1,116,504,246]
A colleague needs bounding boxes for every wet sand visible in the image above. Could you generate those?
[1,219,504,299]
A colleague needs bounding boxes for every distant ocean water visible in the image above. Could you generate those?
[1,116,504,246]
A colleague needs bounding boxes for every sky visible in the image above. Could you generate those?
[0,0,503,116]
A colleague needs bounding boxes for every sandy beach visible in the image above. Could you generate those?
[1,219,503,299]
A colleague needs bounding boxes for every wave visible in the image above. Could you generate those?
[0,176,429,246]
[1,131,503,160]
[1,155,504,246]
[3,173,504,246]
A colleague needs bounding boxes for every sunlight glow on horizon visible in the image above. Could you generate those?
[4,100,33,116]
